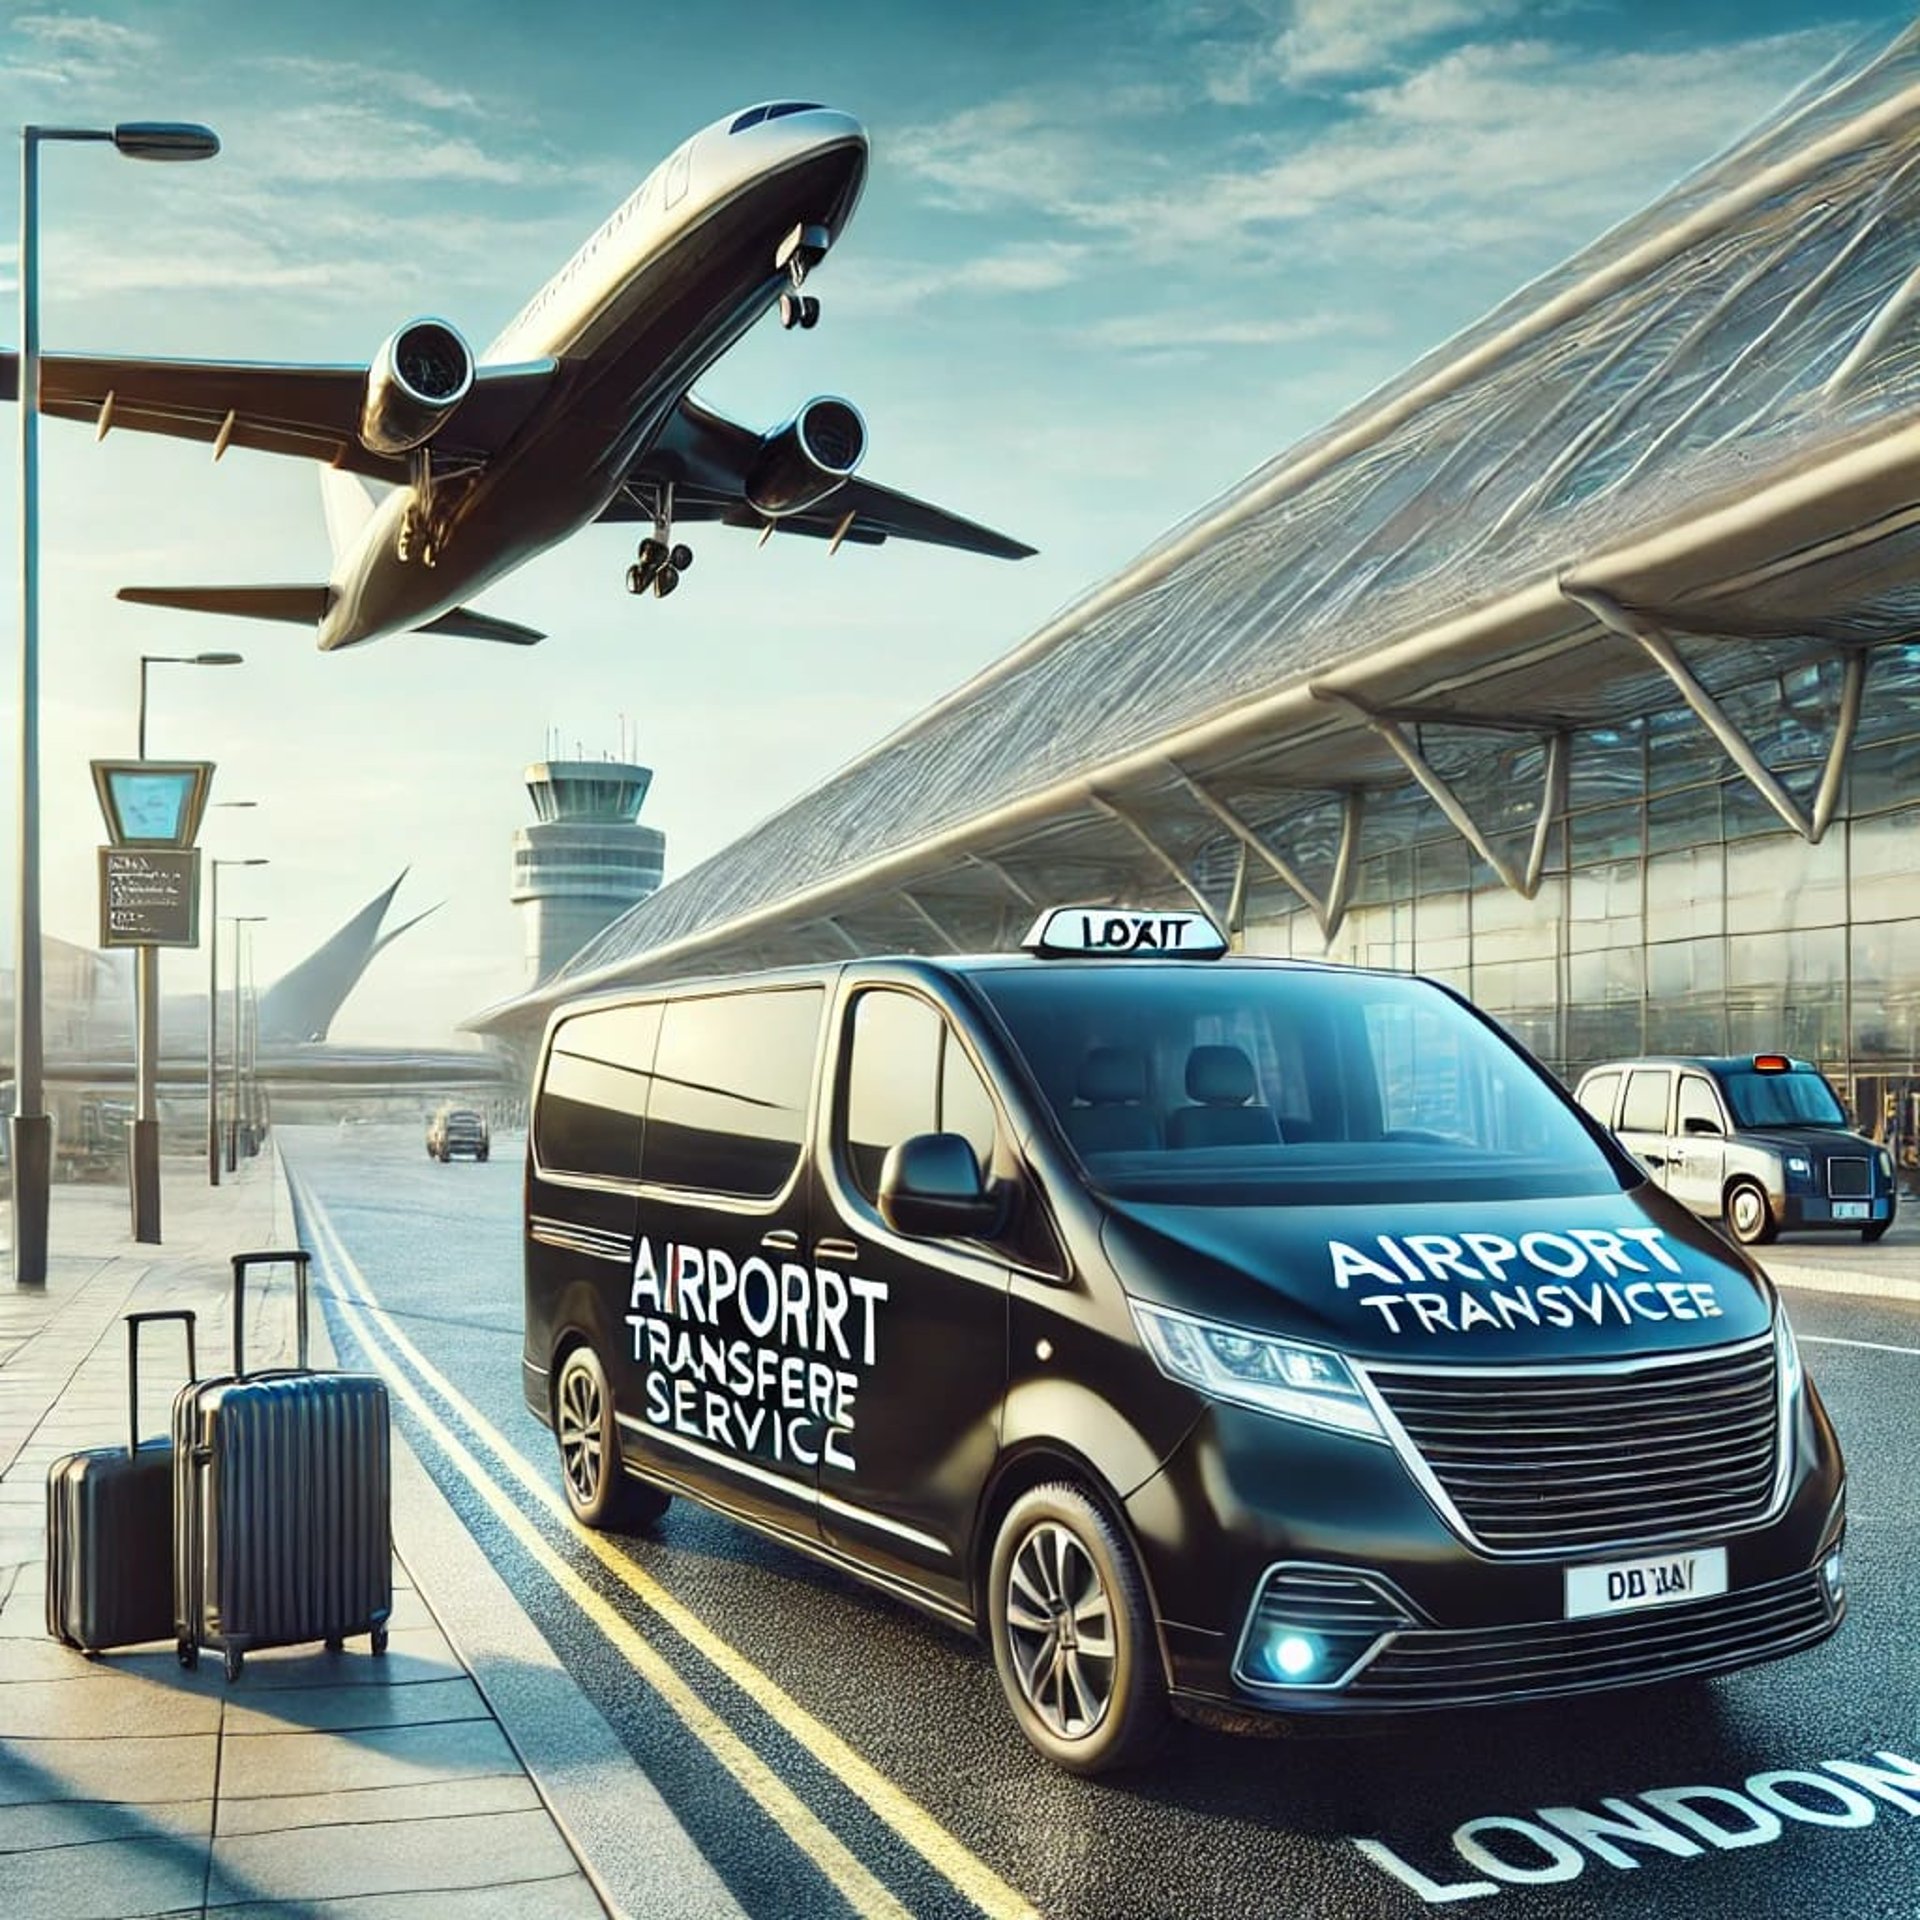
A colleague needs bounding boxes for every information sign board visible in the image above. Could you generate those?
[98,847,201,948]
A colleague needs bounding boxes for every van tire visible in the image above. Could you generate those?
[1863,1221,1891,1243]
[1725,1179,1777,1246]
[554,1345,670,1531]
[987,1482,1168,1774]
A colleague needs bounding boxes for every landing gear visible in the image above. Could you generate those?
[396,448,445,567]
[775,221,830,329]
[626,531,693,598]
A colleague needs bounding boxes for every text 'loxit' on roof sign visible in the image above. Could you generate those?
[1022,906,1228,960]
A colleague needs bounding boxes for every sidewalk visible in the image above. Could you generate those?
[0,1155,608,1919]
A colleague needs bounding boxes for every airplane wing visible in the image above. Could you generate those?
[0,350,556,482]
[603,393,1035,559]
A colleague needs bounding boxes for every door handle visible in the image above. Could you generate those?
[1640,1154,1666,1168]
[814,1238,860,1264]
[759,1229,799,1252]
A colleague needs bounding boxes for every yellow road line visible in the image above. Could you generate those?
[294,1173,1039,1920]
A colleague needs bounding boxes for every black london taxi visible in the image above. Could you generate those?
[521,907,1845,1773]
[1573,1054,1896,1247]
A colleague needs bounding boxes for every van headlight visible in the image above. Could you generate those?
[1131,1302,1386,1441]
[1775,1307,1804,1401]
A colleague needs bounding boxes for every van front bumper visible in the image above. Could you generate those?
[1124,1374,1845,1721]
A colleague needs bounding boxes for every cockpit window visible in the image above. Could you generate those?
[766,101,823,120]
[730,106,770,133]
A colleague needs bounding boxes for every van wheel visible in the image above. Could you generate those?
[1726,1179,1777,1246]
[1863,1221,1891,1243]
[554,1345,670,1531]
[988,1482,1167,1774]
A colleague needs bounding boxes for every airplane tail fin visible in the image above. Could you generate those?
[319,467,381,564]
[117,584,334,626]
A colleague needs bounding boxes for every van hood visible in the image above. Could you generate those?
[1100,1190,1773,1363]
[1732,1125,1874,1157]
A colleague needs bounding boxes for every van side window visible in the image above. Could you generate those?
[642,988,822,1197]
[536,1003,661,1181]
[1576,1071,1621,1126]
[1620,1069,1672,1134]
[843,990,997,1201]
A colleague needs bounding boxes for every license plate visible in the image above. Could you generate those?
[1834,1201,1869,1221]
[1565,1546,1728,1620]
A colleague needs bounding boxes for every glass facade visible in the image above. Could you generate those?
[1250,646,1920,1174]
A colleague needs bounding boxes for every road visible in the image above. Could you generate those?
[280,1124,1920,1920]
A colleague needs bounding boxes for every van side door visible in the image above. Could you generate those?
[812,984,1017,1611]
[526,1004,657,1425]
[624,985,826,1542]
[1616,1066,1676,1188]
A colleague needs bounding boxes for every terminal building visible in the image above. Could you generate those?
[473,27,1920,1173]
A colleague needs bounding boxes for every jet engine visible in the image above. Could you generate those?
[359,318,475,456]
[744,397,867,516]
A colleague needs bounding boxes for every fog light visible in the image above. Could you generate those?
[1272,1633,1319,1679]
[1822,1547,1844,1598]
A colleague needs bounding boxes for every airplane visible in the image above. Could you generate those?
[0,102,1034,651]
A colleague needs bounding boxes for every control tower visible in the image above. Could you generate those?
[512,756,666,985]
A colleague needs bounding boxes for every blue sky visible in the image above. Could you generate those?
[0,0,1882,1043]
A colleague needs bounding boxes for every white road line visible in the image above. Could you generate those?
[1799,1334,1920,1358]
[291,1169,1039,1920]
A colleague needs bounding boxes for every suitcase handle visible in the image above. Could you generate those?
[124,1310,197,1458]
[230,1249,310,1379]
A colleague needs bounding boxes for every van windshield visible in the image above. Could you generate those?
[967,963,1627,1206]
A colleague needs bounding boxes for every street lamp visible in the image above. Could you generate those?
[128,651,243,1242]
[226,915,265,1173]
[138,652,243,758]
[208,861,265,1186]
[11,119,219,1288]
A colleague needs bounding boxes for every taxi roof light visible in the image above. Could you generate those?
[1752,1053,1793,1072]
[1022,904,1228,961]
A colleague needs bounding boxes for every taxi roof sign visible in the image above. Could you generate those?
[1022,906,1229,960]
[1751,1053,1794,1072]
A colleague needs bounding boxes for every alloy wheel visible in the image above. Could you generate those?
[558,1359,604,1508]
[1004,1519,1117,1739]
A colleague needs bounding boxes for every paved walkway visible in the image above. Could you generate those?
[0,1156,609,1919]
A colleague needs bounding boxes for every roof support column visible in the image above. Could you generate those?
[897,890,963,952]
[1563,583,1865,843]
[1310,692,1557,897]
[965,852,1038,908]
[1088,792,1219,918]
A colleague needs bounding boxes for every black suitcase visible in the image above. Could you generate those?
[174,1249,392,1681]
[45,1310,198,1652]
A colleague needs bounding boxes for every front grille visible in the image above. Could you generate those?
[1827,1156,1871,1199]
[1349,1570,1835,1707]
[1365,1338,1781,1553]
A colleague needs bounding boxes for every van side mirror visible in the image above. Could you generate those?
[878,1132,1000,1239]
[1683,1116,1724,1137]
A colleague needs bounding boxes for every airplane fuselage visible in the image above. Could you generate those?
[319,106,867,650]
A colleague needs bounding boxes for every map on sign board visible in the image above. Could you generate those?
[98,847,201,948]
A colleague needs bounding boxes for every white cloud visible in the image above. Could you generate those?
[1078,307,1374,352]
[838,241,1092,315]
[1273,0,1531,83]
[12,12,154,57]
[253,55,491,121]
[237,104,542,186]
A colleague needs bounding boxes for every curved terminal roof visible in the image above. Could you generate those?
[477,23,1920,1034]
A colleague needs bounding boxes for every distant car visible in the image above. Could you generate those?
[1573,1053,1896,1246]
[427,1105,490,1163]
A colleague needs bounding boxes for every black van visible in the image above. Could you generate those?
[521,908,1844,1773]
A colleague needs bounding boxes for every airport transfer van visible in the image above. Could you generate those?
[521,908,1845,1772]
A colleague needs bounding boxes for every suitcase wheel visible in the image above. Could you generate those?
[325,1635,344,1654]
[372,1624,389,1657]
[177,1638,198,1672]
[224,1646,244,1683]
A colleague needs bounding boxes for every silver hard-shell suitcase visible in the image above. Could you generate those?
[174,1249,392,1681]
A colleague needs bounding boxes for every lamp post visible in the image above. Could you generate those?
[226,915,265,1173]
[11,119,219,1289]
[130,651,242,1241]
[208,862,265,1186]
